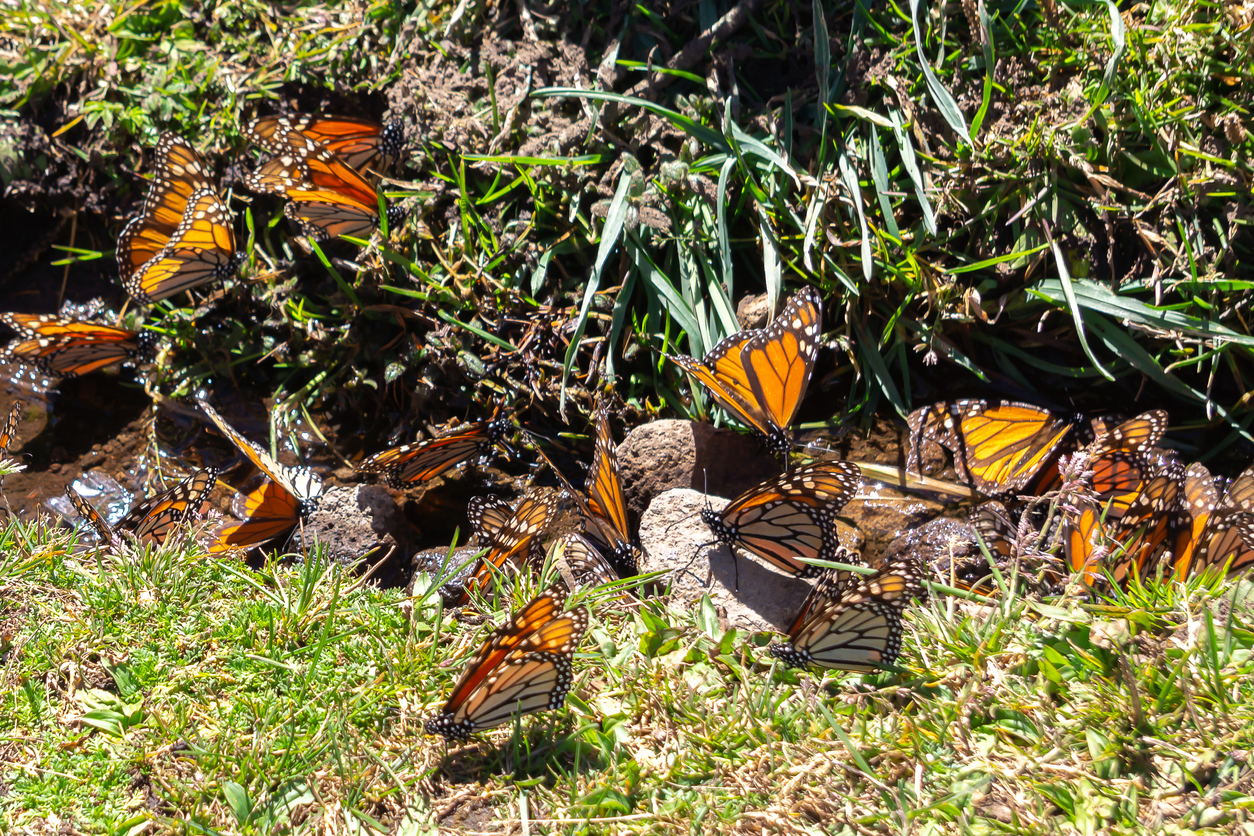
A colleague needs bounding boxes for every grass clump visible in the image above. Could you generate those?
[2,514,1253,833]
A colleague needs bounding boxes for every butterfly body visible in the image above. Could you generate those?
[426,583,588,740]
[670,287,822,457]
[118,134,238,304]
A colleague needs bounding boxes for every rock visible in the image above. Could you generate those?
[638,488,814,633]
[882,516,992,592]
[410,544,483,605]
[290,485,412,586]
[618,420,780,520]
[736,292,770,329]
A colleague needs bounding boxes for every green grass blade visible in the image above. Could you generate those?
[837,141,872,283]
[907,0,972,146]
[1044,224,1114,381]
[561,171,631,412]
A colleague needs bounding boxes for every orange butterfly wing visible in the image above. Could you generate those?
[246,114,402,172]
[209,480,304,552]
[705,460,860,576]
[1,315,150,377]
[358,418,508,488]
[741,286,822,433]
[427,584,589,739]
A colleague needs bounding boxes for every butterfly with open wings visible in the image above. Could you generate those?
[669,287,822,458]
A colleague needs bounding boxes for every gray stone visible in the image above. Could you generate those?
[290,485,411,585]
[638,488,814,633]
[618,420,780,520]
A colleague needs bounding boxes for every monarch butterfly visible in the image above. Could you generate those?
[547,532,620,591]
[1,314,156,378]
[245,127,405,240]
[426,583,588,741]
[0,401,21,458]
[583,401,643,576]
[669,287,822,457]
[196,394,324,551]
[357,414,512,488]
[0,401,22,492]
[462,491,561,599]
[702,460,861,578]
[1084,410,1170,518]
[1065,464,1181,586]
[906,400,1076,496]
[117,133,239,305]
[1171,462,1254,581]
[770,554,925,671]
[245,114,404,173]
[65,467,218,548]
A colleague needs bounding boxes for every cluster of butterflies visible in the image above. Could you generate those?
[1,114,404,384]
[421,287,942,739]
[5,280,934,741]
[908,401,1254,589]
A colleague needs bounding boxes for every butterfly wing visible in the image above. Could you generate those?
[1089,451,1151,519]
[196,394,323,506]
[125,189,237,304]
[958,401,1075,494]
[706,460,861,576]
[427,585,588,739]
[116,467,219,545]
[1105,466,1182,585]
[358,419,504,487]
[467,495,515,542]
[0,401,19,457]
[669,330,769,437]
[246,114,402,172]
[1171,462,1218,578]
[1088,410,1168,459]
[741,287,822,445]
[1064,503,1105,585]
[208,479,303,552]
[549,532,619,590]
[65,487,117,546]
[1,315,148,377]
